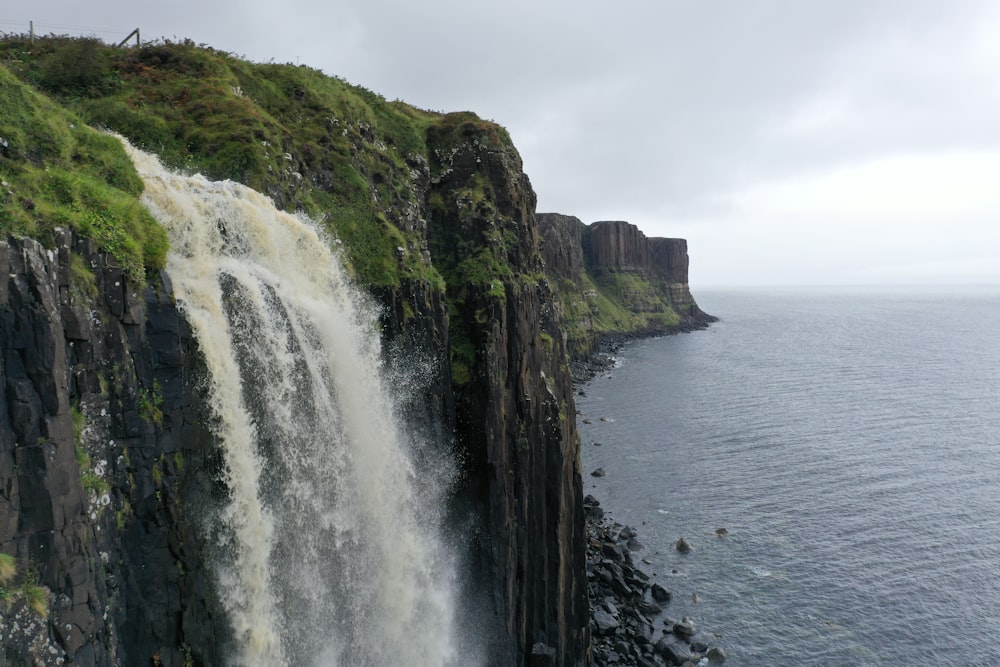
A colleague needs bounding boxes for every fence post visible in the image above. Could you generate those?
[117,28,141,48]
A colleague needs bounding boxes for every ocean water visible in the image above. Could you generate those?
[578,286,1000,666]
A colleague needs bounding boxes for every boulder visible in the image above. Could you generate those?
[673,617,696,639]
[707,647,727,662]
[637,600,662,616]
[655,637,691,666]
[593,609,619,635]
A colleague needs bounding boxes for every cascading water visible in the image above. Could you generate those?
[124,142,461,666]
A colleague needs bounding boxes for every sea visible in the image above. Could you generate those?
[577,286,1000,666]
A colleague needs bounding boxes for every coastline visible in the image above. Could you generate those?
[577,323,727,666]
[571,314,718,385]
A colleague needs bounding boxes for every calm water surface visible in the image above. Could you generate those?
[578,286,1000,666]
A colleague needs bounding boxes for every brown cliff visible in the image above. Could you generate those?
[538,215,715,358]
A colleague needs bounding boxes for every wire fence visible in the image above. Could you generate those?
[0,17,136,43]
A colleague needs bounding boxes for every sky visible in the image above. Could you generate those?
[2,1,999,287]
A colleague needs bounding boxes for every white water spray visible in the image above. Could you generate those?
[124,142,459,666]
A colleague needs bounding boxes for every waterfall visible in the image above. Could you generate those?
[124,143,460,667]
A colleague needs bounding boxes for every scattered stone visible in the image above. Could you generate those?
[593,609,619,635]
[583,418,593,424]
[583,450,725,667]
[715,528,728,537]
[655,637,692,666]
[601,543,624,561]
[691,592,700,603]
[675,537,693,553]
[637,600,662,616]
[626,538,644,551]
[673,617,697,639]
[707,646,727,662]
[591,468,605,477]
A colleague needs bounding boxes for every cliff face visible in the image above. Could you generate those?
[1,42,589,666]
[539,214,714,358]
[425,116,587,665]
[584,220,653,271]
[1,231,223,666]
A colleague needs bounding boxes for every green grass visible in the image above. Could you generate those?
[0,36,455,289]
[550,267,682,357]
[0,552,15,586]
[0,64,166,280]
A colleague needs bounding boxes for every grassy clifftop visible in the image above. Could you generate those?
[0,64,166,279]
[0,36,461,288]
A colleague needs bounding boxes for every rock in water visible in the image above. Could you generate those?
[707,646,727,662]
[673,617,697,639]
[675,537,693,553]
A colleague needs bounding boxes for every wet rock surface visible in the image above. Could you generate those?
[585,496,726,666]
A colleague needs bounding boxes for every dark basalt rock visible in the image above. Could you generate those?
[655,637,692,666]
[707,646,728,662]
[0,231,221,666]
[584,495,727,667]
[426,115,587,666]
[651,583,671,604]
[537,214,717,361]
[673,617,697,639]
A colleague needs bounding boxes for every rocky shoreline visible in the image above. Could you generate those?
[571,319,717,385]
[577,326,727,666]
[584,496,727,666]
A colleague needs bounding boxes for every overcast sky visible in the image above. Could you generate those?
[3,1,999,286]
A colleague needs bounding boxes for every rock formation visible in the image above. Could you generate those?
[538,215,715,359]
[1,231,223,666]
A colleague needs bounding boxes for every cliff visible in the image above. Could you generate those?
[1,231,225,665]
[1,38,586,666]
[1,36,708,666]
[538,215,714,359]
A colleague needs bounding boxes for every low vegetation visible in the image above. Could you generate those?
[0,553,51,618]
[0,35,452,289]
[0,64,166,280]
